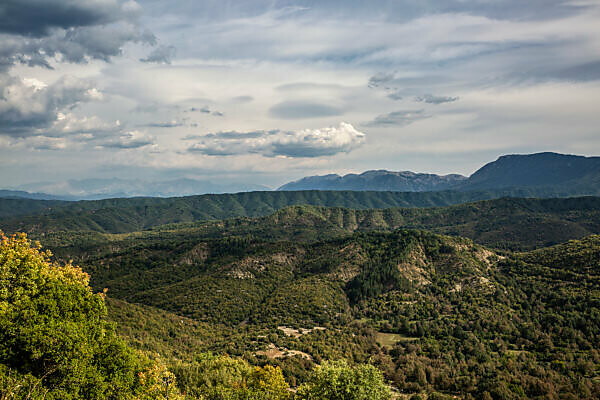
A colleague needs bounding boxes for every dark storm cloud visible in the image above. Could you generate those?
[0,0,129,37]
[269,100,344,119]
[0,0,154,69]
[364,110,430,126]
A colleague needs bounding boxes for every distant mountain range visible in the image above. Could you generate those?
[4,178,270,200]
[0,190,71,201]
[278,171,467,192]
[279,152,600,195]
[3,152,600,200]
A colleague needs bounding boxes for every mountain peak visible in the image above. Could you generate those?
[462,152,600,191]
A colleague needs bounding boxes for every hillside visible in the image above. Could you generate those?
[48,228,600,399]
[4,197,600,398]
[278,170,466,191]
[0,197,68,219]
[0,188,592,235]
[23,196,600,253]
[4,190,600,398]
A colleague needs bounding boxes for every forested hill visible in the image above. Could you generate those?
[40,227,600,399]
[29,197,600,267]
[0,197,68,219]
[1,188,594,235]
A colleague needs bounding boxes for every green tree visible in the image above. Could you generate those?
[0,232,180,400]
[296,360,391,400]
[172,353,289,400]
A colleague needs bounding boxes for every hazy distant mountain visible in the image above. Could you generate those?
[13,178,271,200]
[278,170,467,192]
[459,152,600,194]
[0,190,72,201]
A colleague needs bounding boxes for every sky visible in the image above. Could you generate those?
[1,0,600,191]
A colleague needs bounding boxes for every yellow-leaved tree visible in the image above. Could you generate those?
[0,232,182,400]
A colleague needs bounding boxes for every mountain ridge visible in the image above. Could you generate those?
[278,152,600,194]
[1,189,588,235]
[278,170,467,191]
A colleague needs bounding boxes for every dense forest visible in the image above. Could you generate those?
[2,194,600,398]
[3,196,600,252]
[2,189,598,234]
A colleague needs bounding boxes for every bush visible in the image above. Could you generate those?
[296,360,391,400]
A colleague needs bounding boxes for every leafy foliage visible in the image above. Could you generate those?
[0,232,181,400]
[171,353,290,400]
[296,360,391,400]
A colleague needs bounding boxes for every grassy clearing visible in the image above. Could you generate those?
[376,332,419,348]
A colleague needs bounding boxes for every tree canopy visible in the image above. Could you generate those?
[0,232,179,400]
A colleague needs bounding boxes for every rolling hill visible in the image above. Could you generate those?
[2,188,595,236]
[13,196,600,252]
[50,227,600,399]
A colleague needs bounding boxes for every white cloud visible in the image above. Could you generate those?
[188,122,365,158]
[0,74,106,137]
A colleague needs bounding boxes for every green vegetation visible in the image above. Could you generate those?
[5,196,600,252]
[3,193,600,399]
[28,219,598,398]
[0,232,181,399]
[295,360,390,400]
[0,198,66,219]
[171,353,290,399]
[3,190,596,235]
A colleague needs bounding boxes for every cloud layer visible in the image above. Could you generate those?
[1,0,600,188]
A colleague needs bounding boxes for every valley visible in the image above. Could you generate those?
[2,194,598,398]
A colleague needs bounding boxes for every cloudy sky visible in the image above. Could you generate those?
[1,0,600,190]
